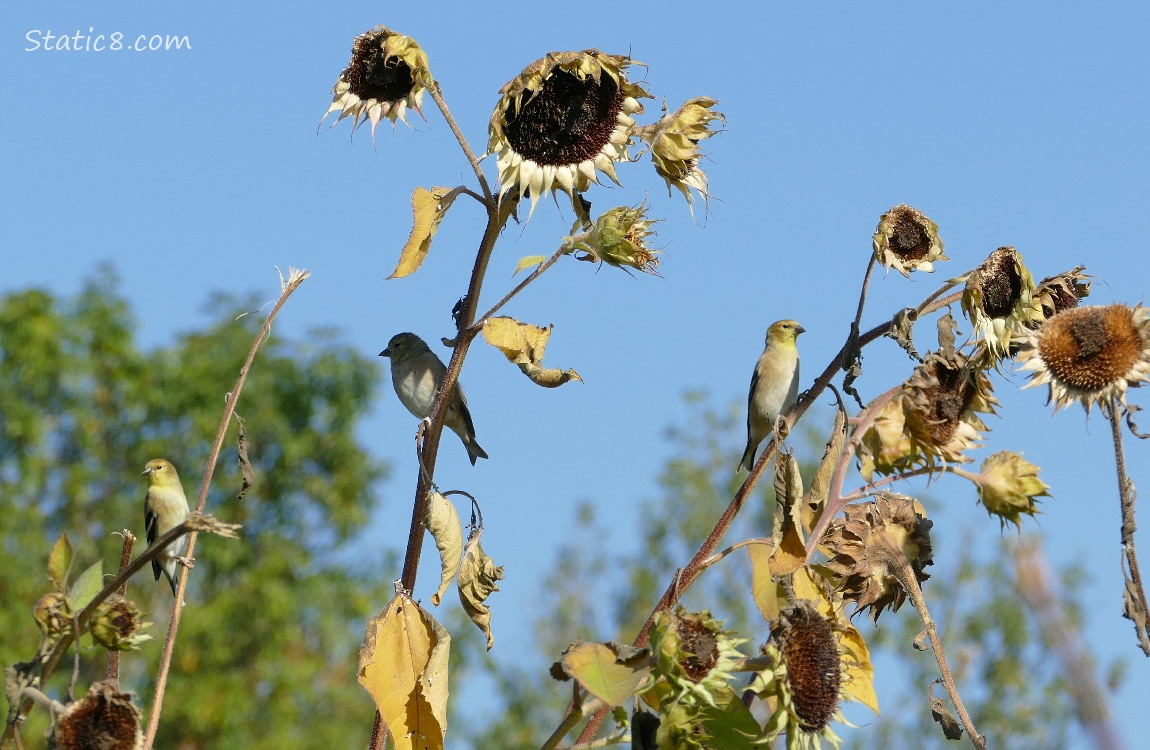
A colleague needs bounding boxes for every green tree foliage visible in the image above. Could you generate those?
[0,268,391,749]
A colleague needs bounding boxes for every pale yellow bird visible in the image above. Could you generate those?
[142,458,191,596]
[739,320,805,473]
[380,332,489,465]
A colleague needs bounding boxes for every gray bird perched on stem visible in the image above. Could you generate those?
[380,332,489,465]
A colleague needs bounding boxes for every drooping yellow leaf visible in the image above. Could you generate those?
[481,316,583,388]
[563,644,650,701]
[513,255,547,276]
[768,451,806,577]
[388,187,460,279]
[457,527,504,649]
[48,533,73,593]
[791,565,837,619]
[424,492,463,606]
[557,642,652,707]
[746,540,785,623]
[839,621,879,714]
[358,591,450,750]
[802,405,847,538]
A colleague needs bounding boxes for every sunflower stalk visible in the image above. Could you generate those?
[1107,399,1150,656]
[892,544,986,749]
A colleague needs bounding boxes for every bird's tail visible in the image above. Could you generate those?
[467,438,489,466]
[738,441,758,474]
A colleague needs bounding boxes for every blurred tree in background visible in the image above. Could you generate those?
[0,268,390,749]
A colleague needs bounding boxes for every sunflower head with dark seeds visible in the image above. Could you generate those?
[488,50,650,216]
[961,246,1041,359]
[872,204,947,277]
[322,26,431,138]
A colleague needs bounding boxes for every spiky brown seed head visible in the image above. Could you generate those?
[773,602,842,731]
[1017,303,1150,414]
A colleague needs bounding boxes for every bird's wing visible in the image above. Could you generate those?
[145,491,162,581]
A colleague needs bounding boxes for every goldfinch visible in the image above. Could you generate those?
[380,332,489,465]
[142,458,191,596]
[739,320,805,473]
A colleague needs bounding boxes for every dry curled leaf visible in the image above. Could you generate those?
[457,527,504,649]
[388,187,461,279]
[425,492,463,606]
[929,680,964,740]
[234,412,254,501]
[802,405,847,538]
[481,316,582,387]
[769,450,806,577]
[358,590,450,750]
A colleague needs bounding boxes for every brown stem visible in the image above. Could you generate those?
[428,81,492,203]
[105,531,137,683]
[473,246,567,326]
[894,548,985,749]
[142,269,309,749]
[1107,399,1150,656]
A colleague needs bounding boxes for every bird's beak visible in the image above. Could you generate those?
[796,325,807,335]
[141,468,153,476]
[379,348,391,358]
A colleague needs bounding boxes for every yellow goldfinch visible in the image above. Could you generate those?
[142,458,191,596]
[739,320,805,473]
[380,332,489,465]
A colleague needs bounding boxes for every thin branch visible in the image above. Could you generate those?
[1107,399,1150,656]
[142,268,309,749]
[473,246,567,326]
[428,81,492,203]
[105,531,137,683]
[897,548,985,749]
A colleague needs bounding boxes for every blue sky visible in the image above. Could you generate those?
[3,1,1149,746]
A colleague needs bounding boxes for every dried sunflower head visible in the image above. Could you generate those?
[753,601,846,749]
[52,680,142,750]
[488,50,650,217]
[1031,267,1092,325]
[961,246,1041,359]
[903,350,998,465]
[636,97,725,215]
[872,205,947,277]
[823,493,934,622]
[321,26,431,138]
[1016,303,1150,414]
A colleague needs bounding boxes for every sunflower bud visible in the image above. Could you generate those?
[321,26,431,138]
[973,452,1049,529]
[52,680,142,750]
[872,205,947,277]
[1016,303,1150,413]
[90,595,152,651]
[565,202,660,274]
[823,493,934,622]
